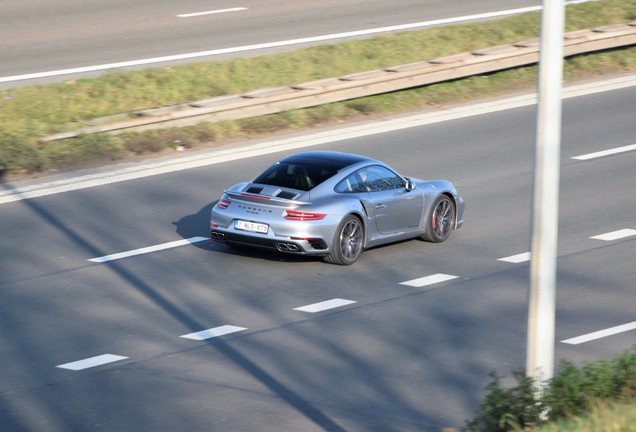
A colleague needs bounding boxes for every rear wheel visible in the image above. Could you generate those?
[421,195,455,243]
[324,215,364,265]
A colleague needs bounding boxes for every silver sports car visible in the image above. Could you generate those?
[210,151,464,265]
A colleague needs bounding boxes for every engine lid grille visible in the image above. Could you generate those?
[276,190,298,200]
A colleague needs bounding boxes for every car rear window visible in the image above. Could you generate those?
[253,162,336,191]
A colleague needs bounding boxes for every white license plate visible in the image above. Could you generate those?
[235,220,269,234]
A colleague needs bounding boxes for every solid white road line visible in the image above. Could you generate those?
[0,3,590,84]
[294,298,357,313]
[88,236,208,263]
[590,229,636,241]
[57,354,128,370]
[572,143,636,160]
[180,325,247,341]
[177,7,247,18]
[562,321,636,345]
[497,252,531,263]
[399,273,458,288]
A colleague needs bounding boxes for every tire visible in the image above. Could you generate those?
[324,215,364,265]
[421,195,455,243]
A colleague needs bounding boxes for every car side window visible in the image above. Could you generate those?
[334,171,368,193]
[335,166,405,193]
[359,166,405,191]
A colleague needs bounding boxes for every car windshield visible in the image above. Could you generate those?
[253,162,337,191]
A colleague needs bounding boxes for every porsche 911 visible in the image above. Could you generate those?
[210,151,464,265]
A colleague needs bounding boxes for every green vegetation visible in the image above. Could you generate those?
[1,0,636,177]
[537,401,636,432]
[463,347,636,432]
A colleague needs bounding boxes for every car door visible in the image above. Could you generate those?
[360,166,423,234]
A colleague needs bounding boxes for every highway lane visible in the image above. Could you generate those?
[0,0,543,84]
[0,80,635,430]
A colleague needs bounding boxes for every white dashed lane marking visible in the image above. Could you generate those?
[498,252,531,263]
[294,298,357,313]
[88,237,208,262]
[572,143,636,160]
[57,354,128,371]
[590,229,636,241]
[177,7,247,18]
[180,325,247,341]
[399,273,458,288]
[58,228,633,371]
[562,321,636,345]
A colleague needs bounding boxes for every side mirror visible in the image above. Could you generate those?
[405,177,415,191]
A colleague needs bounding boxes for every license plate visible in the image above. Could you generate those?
[235,220,269,234]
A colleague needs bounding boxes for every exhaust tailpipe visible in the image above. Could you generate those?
[277,243,300,252]
[211,232,226,241]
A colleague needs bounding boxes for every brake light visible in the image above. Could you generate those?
[216,199,231,209]
[283,210,326,220]
[241,193,270,200]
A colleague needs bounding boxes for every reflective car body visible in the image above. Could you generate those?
[210,151,464,264]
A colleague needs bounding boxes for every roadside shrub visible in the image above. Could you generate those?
[546,348,636,418]
[463,347,636,432]
[463,371,545,432]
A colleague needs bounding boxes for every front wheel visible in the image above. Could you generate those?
[324,215,364,265]
[421,195,455,243]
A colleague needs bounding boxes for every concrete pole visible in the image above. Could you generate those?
[527,0,565,384]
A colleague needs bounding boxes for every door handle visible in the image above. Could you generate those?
[374,204,386,209]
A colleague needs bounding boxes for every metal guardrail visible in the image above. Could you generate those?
[43,22,636,142]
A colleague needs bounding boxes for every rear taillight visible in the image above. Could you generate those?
[216,199,231,209]
[241,193,270,200]
[283,209,326,221]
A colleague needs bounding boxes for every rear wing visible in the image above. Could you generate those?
[224,190,309,207]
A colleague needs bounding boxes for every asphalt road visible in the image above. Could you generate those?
[1,0,541,83]
[0,77,634,431]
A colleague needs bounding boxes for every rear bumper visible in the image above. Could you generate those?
[210,229,328,255]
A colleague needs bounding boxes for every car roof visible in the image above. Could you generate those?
[280,151,374,172]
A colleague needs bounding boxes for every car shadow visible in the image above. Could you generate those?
[173,202,323,264]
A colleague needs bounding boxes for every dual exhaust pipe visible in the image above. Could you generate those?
[277,243,300,252]
[210,232,226,241]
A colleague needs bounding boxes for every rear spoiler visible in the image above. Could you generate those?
[224,190,309,206]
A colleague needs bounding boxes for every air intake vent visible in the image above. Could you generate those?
[276,190,298,200]
[246,186,263,194]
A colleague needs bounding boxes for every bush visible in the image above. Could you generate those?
[546,349,636,419]
[463,371,545,432]
[463,347,636,432]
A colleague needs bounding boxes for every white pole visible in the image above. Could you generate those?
[527,0,565,384]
